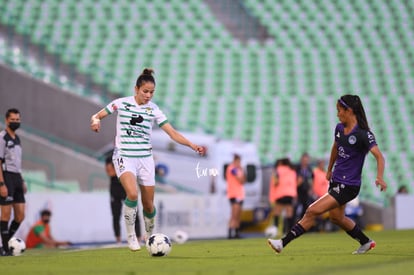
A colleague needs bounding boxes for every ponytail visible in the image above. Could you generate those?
[135,68,155,87]
[338,95,370,130]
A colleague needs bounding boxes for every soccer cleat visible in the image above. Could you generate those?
[144,216,155,240]
[127,234,141,252]
[0,247,12,256]
[352,240,376,254]
[267,239,283,254]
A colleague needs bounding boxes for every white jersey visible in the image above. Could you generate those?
[105,96,168,158]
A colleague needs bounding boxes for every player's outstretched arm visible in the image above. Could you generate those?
[370,145,387,192]
[160,123,206,156]
[90,109,109,133]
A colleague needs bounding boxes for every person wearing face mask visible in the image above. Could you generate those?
[25,209,72,249]
[0,108,27,256]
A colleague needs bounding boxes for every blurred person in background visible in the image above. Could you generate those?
[268,158,297,236]
[105,154,142,244]
[226,154,245,239]
[312,159,330,231]
[294,152,314,222]
[25,209,72,249]
[397,185,408,194]
[0,108,26,256]
[312,159,329,199]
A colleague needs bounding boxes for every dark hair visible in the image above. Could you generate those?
[135,68,155,87]
[233,154,241,161]
[274,157,292,168]
[338,95,370,130]
[5,108,20,118]
[40,209,52,216]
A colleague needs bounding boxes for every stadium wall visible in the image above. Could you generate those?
[20,128,108,191]
[0,63,116,191]
[0,63,115,152]
[17,193,229,243]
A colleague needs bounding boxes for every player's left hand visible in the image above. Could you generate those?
[194,145,206,156]
[375,178,387,192]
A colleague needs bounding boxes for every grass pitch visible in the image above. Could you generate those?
[2,229,414,275]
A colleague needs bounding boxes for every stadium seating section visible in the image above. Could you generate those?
[1,0,413,204]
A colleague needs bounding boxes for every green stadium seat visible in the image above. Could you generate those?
[1,0,413,200]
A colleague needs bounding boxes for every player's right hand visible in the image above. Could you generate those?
[90,118,101,132]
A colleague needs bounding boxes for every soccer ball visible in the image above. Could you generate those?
[8,237,26,256]
[146,233,172,257]
[264,225,278,238]
[173,230,189,244]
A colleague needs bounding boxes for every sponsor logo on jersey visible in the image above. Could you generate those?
[367,132,375,143]
[123,103,134,111]
[338,146,350,159]
[5,196,13,202]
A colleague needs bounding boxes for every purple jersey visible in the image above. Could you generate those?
[332,123,377,186]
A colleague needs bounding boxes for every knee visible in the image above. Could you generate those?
[329,215,342,225]
[126,189,138,201]
[128,194,139,201]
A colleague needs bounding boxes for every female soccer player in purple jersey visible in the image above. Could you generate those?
[268,94,387,255]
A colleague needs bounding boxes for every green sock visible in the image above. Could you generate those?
[143,207,156,219]
[124,198,138,208]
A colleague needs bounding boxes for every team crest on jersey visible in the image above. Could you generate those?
[145,107,153,115]
[348,135,357,145]
[118,162,125,173]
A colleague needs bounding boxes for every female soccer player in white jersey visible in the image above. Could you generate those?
[268,94,387,255]
[90,68,205,251]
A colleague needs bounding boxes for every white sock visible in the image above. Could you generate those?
[123,205,137,237]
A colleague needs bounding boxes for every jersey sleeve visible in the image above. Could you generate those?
[104,99,121,115]
[154,106,168,127]
[334,123,341,142]
[363,130,377,150]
